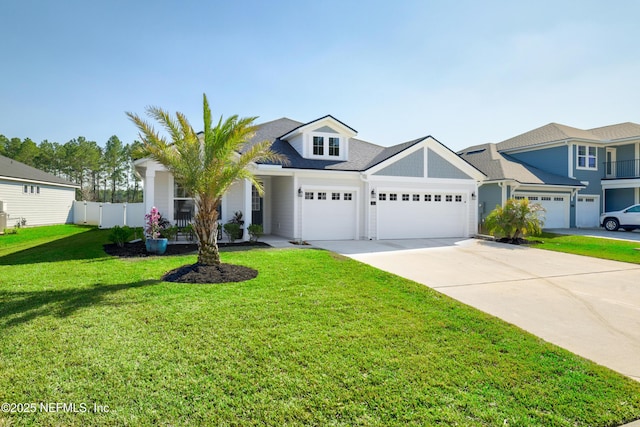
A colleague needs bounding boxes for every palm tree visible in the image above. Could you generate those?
[126,94,287,266]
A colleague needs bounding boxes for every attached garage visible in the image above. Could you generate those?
[377,191,467,239]
[301,190,357,240]
[513,193,570,228]
[576,195,600,228]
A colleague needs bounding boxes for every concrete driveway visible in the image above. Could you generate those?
[309,238,640,381]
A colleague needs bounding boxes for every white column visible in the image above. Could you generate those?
[243,179,252,241]
[145,168,156,215]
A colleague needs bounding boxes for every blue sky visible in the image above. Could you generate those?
[2,0,639,151]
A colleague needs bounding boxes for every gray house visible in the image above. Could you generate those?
[460,122,640,228]
[0,154,78,227]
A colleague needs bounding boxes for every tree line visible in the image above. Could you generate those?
[0,134,143,203]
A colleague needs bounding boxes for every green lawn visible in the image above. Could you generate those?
[537,232,640,264]
[1,225,639,426]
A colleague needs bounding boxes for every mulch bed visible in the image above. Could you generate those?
[495,237,542,245]
[103,240,267,284]
[162,263,258,283]
[103,240,269,258]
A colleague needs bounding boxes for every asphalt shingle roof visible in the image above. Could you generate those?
[495,122,640,151]
[459,143,584,187]
[246,117,424,172]
[0,155,77,187]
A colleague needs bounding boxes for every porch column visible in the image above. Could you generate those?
[243,179,252,241]
[145,168,156,216]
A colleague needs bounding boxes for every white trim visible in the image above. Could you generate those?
[575,144,598,171]
[0,175,79,189]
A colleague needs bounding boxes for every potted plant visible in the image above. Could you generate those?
[145,207,168,255]
[247,223,263,242]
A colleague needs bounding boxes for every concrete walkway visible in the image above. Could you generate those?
[310,238,640,382]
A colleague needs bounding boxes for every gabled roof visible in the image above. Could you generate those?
[459,143,584,187]
[496,121,640,151]
[278,114,357,141]
[248,117,433,172]
[0,154,78,187]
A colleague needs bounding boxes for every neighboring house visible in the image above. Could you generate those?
[0,154,78,227]
[459,122,640,228]
[135,115,485,241]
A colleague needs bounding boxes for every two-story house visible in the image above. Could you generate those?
[460,122,640,229]
[135,115,485,241]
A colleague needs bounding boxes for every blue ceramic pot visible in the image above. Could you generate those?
[145,238,168,255]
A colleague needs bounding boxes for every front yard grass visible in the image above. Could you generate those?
[1,225,639,426]
[538,232,640,264]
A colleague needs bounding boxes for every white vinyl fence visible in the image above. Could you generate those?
[73,201,145,228]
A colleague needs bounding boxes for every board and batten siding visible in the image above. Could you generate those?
[0,179,75,226]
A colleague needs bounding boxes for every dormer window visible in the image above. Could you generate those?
[329,137,340,156]
[279,115,355,161]
[311,134,341,158]
[313,136,324,155]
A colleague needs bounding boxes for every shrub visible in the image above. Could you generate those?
[223,223,241,243]
[484,198,545,241]
[247,224,263,242]
[109,225,133,248]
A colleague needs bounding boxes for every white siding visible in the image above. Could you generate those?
[223,181,245,223]
[0,179,75,226]
[271,176,295,238]
[153,172,170,219]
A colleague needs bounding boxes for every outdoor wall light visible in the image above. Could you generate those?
[471,192,476,200]
[371,189,376,199]
[298,187,303,197]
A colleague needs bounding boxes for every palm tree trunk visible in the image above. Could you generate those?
[194,194,221,265]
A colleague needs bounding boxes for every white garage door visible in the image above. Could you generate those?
[514,194,569,228]
[576,196,600,228]
[301,190,357,240]
[377,191,466,239]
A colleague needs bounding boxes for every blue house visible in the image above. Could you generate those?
[459,122,640,229]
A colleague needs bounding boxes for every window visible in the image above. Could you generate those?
[434,195,442,202]
[402,194,410,201]
[577,145,597,169]
[23,185,28,194]
[343,193,353,201]
[412,194,420,201]
[36,186,40,194]
[541,196,551,201]
[305,192,314,200]
[328,137,340,156]
[378,193,386,201]
[251,186,261,211]
[424,194,432,202]
[332,192,340,200]
[455,195,462,202]
[389,194,397,201]
[318,192,327,200]
[313,136,324,156]
[445,195,453,202]
[554,197,564,201]
[174,182,195,222]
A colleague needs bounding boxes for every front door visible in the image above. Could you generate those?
[606,148,616,178]
[251,185,263,226]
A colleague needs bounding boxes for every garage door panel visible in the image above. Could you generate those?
[377,192,466,239]
[514,194,568,228]
[302,191,356,240]
[577,196,600,228]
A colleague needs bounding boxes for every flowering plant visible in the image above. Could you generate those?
[145,207,163,239]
